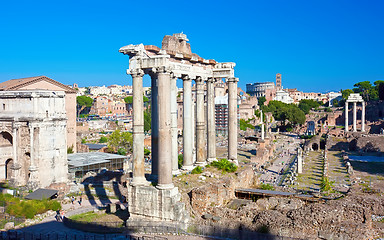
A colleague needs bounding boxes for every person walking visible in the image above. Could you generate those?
[79,196,82,206]
[71,196,75,204]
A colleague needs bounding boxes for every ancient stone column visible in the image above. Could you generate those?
[206,78,216,162]
[182,75,194,170]
[362,101,365,132]
[170,75,179,174]
[27,124,39,189]
[353,102,357,132]
[227,77,238,163]
[10,123,21,187]
[345,102,349,132]
[156,68,174,189]
[130,69,149,186]
[297,148,303,174]
[261,109,265,140]
[150,72,159,180]
[195,76,206,166]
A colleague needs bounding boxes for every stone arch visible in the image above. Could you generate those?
[0,131,12,145]
[5,159,13,180]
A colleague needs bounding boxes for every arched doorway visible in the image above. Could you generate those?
[0,131,12,145]
[312,143,319,151]
[5,159,13,180]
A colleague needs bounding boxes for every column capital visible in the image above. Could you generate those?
[153,66,172,74]
[128,68,144,78]
[226,77,239,83]
[206,77,217,83]
[182,74,191,81]
[195,76,204,83]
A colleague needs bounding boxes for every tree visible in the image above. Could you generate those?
[353,81,372,101]
[124,95,149,104]
[99,136,108,143]
[298,99,320,114]
[341,89,354,100]
[107,129,133,153]
[76,96,93,116]
[258,96,266,107]
[379,82,384,101]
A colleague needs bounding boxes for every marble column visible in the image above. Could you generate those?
[156,68,173,189]
[130,69,148,186]
[206,78,216,162]
[27,124,39,189]
[353,102,357,132]
[227,77,238,162]
[345,102,349,132]
[261,110,265,140]
[10,123,21,187]
[195,76,206,166]
[170,75,179,174]
[150,72,159,180]
[182,75,193,170]
[362,101,365,132]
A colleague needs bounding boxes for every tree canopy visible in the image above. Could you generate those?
[258,96,266,107]
[298,99,320,114]
[124,95,149,104]
[76,96,93,116]
[107,129,133,154]
[261,100,305,126]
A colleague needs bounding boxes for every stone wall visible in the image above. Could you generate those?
[190,167,255,215]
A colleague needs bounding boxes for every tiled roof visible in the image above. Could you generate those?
[0,76,76,93]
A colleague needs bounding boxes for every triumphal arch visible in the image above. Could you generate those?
[119,33,238,222]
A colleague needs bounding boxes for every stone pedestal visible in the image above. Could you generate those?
[126,185,189,223]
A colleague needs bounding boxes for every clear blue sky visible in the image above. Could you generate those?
[0,0,383,92]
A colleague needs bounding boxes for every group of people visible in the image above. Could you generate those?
[70,195,83,206]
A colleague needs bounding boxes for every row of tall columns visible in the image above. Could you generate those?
[345,101,365,133]
[129,69,238,188]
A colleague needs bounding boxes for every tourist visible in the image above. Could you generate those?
[71,196,75,204]
[79,196,82,206]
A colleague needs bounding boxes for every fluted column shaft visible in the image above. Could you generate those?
[227,78,238,162]
[10,124,21,187]
[131,69,148,186]
[170,75,179,174]
[151,73,159,179]
[206,78,216,162]
[353,102,357,132]
[195,77,206,166]
[261,110,264,140]
[362,101,365,132]
[345,102,349,132]
[182,76,193,170]
[156,69,173,189]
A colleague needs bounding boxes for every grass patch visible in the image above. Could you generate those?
[69,211,103,222]
[0,194,61,219]
[191,166,203,174]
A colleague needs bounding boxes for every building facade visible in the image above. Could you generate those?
[0,91,68,189]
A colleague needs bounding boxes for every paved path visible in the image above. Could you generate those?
[259,134,301,185]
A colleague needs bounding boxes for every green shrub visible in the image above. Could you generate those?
[211,159,237,173]
[191,166,202,174]
[259,183,274,191]
[178,154,183,169]
[144,148,151,156]
[320,176,334,192]
[3,194,61,219]
[99,136,108,143]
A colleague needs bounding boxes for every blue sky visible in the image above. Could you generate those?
[0,0,383,92]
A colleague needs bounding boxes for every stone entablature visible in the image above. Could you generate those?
[0,90,68,189]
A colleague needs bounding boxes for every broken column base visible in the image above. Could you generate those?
[126,185,189,224]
